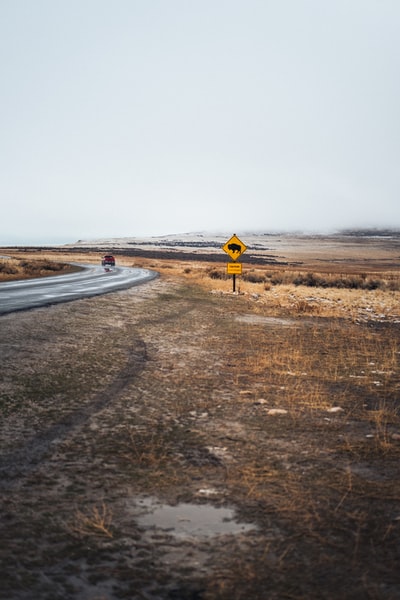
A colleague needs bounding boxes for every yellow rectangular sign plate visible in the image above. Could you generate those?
[227,262,242,275]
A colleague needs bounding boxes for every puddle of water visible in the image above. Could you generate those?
[135,498,256,539]
[236,315,295,326]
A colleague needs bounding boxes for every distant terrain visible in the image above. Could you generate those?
[4,229,400,270]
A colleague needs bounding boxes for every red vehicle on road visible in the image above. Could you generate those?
[101,255,115,267]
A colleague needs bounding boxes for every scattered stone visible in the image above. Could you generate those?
[206,446,230,461]
[326,407,344,413]
[197,487,219,497]
[266,408,288,416]
[189,411,209,419]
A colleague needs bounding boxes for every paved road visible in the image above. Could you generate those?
[0,264,158,315]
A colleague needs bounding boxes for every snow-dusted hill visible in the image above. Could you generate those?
[63,230,400,267]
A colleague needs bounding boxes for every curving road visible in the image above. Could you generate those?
[0,263,158,315]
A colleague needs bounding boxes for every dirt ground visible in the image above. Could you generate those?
[1,240,400,599]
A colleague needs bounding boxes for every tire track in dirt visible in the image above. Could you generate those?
[0,339,148,488]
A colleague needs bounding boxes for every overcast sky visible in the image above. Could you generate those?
[1,0,399,244]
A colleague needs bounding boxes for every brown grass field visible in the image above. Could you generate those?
[0,235,400,599]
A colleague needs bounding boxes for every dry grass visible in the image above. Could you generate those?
[0,256,78,281]
[66,503,114,539]
[179,263,400,321]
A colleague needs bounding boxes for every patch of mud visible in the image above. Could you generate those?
[0,340,148,486]
[133,497,257,538]
[346,463,395,483]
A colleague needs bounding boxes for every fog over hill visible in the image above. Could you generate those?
[68,228,400,249]
[54,229,400,269]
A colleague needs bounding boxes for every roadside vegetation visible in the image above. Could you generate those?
[207,265,400,291]
[0,257,78,281]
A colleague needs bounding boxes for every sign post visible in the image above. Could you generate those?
[222,234,247,292]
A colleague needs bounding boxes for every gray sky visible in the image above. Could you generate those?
[1,0,399,244]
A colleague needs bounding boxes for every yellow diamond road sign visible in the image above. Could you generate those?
[222,234,247,261]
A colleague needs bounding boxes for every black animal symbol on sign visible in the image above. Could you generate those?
[227,243,242,254]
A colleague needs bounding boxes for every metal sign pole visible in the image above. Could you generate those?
[233,273,236,293]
